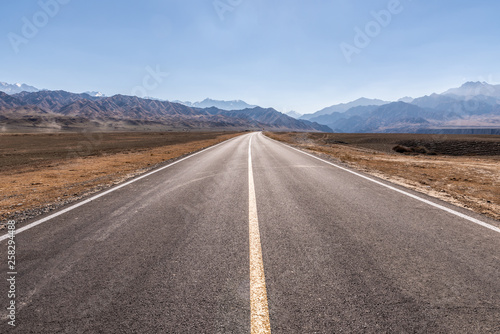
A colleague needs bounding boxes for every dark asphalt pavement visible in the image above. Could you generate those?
[1,132,499,333]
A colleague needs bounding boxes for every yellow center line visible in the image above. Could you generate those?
[248,134,272,334]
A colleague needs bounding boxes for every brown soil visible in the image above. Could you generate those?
[0,131,243,226]
[265,132,500,222]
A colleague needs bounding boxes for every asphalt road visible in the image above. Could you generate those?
[1,132,499,333]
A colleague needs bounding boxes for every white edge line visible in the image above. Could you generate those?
[262,133,500,235]
[0,134,245,242]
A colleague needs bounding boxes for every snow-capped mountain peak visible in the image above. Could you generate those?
[443,81,500,98]
[174,98,257,110]
[84,91,106,97]
[0,81,39,94]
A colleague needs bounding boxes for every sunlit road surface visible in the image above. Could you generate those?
[1,132,499,333]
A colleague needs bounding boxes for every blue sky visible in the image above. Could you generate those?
[2,0,500,114]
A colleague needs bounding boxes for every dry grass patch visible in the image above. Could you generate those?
[1,132,243,225]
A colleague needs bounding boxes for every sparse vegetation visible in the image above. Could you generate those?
[393,145,436,155]
[393,145,413,154]
[0,132,243,225]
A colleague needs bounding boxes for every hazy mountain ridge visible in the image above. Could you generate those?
[0,82,107,99]
[443,81,500,98]
[0,82,39,94]
[206,107,331,132]
[285,110,302,119]
[0,90,330,132]
[174,98,258,111]
[308,82,500,133]
[301,98,390,120]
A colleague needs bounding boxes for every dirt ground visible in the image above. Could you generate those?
[0,131,243,226]
[265,132,500,222]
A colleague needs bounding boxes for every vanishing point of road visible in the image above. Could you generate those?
[1,132,499,333]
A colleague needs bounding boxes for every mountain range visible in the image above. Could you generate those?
[2,81,500,134]
[303,82,500,134]
[0,82,106,98]
[301,98,390,120]
[0,89,330,132]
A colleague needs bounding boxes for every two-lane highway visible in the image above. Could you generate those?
[1,132,499,333]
